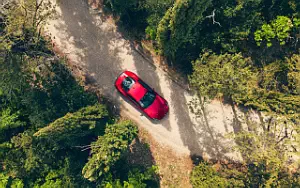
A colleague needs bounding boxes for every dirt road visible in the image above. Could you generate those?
[46,0,260,160]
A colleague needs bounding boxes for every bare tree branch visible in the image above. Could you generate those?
[74,144,102,151]
[276,121,289,145]
[206,9,221,27]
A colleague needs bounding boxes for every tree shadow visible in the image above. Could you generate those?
[55,0,123,98]
[129,46,172,130]
[181,93,233,161]
[127,138,156,170]
[54,0,242,163]
[115,138,160,187]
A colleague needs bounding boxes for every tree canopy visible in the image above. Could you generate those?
[105,0,300,186]
[0,1,159,187]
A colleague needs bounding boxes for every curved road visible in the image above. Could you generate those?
[46,0,259,160]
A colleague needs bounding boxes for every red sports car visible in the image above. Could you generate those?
[115,71,169,120]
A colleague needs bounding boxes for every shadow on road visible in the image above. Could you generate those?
[52,0,251,162]
[130,51,172,130]
[57,0,123,100]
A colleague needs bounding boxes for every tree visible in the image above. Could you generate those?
[191,114,300,187]
[254,16,295,47]
[0,0,55,104]
[104,0,138,17]
[0,108,26,142]
[191,162,243,187]
[33,104,109,147]
[238,54,300,118]
[189,51,254,102]
[103,166,159,188]
[156,0,212,58]
[0,0,56,52]
[82,120,138,182]
[0,1,153,187]
[0,173,24,188]
[286,54,300,95]
[228,115,300,187]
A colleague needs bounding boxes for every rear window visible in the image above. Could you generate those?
[139,91,156,108]
[122,77,135,91]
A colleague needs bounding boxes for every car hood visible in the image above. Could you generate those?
[144,95,169,120]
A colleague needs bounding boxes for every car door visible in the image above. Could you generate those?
[127,94,142,109]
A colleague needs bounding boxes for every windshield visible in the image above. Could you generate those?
[122,77,135,91]
[139,91,156,108]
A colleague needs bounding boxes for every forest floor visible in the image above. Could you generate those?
[45,0,267,186]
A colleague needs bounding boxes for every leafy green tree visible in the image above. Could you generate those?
[189,51,300,118]
[103,166,159,188]
[0,173,24,188]
[0,0,55,105]
[82,120,138,182]
[156,0,212,58]
[254,16,295,47]
[0,173,10,188]
[0,108,25,142]
[34,104,109,147]
[0,1,154,188]
[229,116,300,187]
[238,54,300,117]
[0,0,56,52]
[191,114,300,187]
[143,0,174,40]
[189,51,254,102]
[286,54,300,95]
[191,162,244,187]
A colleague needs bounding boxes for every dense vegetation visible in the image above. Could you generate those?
[104,0,300,187]
[1,0,299,187]
[0,1,158,187]
[105,0,299,115]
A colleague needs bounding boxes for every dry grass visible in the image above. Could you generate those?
[138,127,193,188]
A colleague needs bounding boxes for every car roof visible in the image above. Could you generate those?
[127,81,147,101]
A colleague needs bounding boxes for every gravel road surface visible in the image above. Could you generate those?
[46,0,262,160]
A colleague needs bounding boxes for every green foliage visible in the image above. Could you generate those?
[191,162,227,187]
[24,60,98,128]
[189,51,254,100]
[191,162,243,187]
[0,142,12,161]
[145,25,157,40]
[227,116,300,187]
[156,0,212,57]
[32,159,77,188]
[82,120,138,182]
[191,117,300,187]
[33,104,109,147]
[237,54,300,117]
[0,173,9,188]
[103,166,159,188]
[0,173,24,188]
[286,54,300,95]
[0,108,25,141]
[254,16,294,47]
[190,51,300,118]
[0,1,156,188]
[104,0,138,16]
[0,0,56,52]
[254,24,276,47]
[104,0,300,73]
